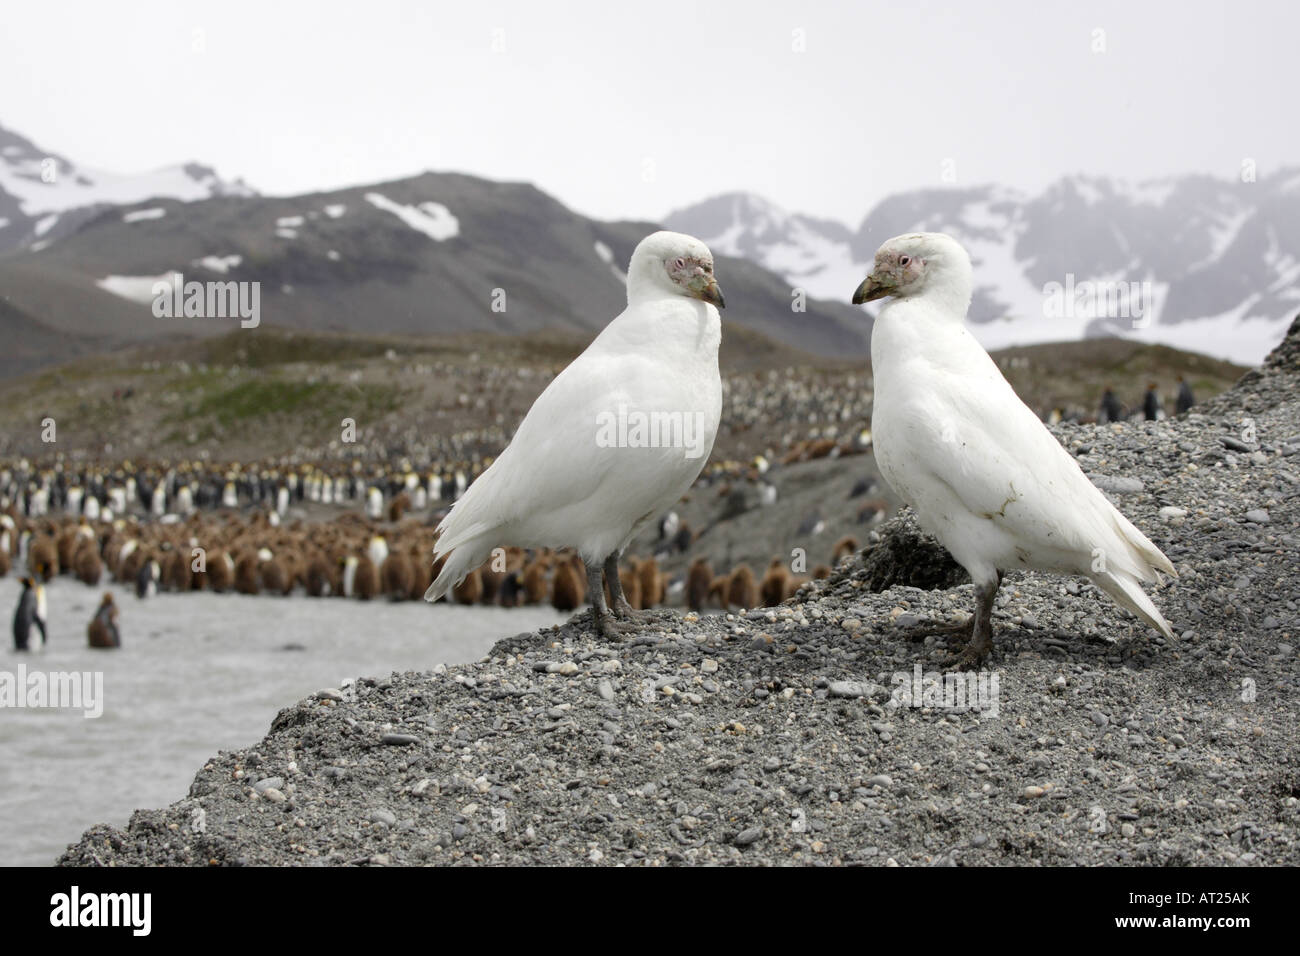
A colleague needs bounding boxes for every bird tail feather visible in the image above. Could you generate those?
[424,536,492,603]
[1091,569,1175,639]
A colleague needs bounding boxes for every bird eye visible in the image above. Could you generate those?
[899,256,911,267]
[674,257,687,270]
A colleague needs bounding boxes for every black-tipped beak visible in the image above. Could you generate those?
[696,277,725,309]
[852,276,889,305]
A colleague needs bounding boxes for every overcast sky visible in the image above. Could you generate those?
[3,0,1296,225]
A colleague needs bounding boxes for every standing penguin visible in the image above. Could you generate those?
[13,576,48,651]
[1175,375,1196,415]
[1142,383,1163,421]
[87,593,121,648]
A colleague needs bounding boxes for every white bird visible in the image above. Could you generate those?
[853,232,1175,666]
[425,231,725,638]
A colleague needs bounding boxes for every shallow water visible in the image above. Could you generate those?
[0,576,570,866]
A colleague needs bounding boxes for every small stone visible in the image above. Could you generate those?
[597,680,615,701]
[253,776,284,793]
[261,788,287,804]
[1245,509,1270,524]
[370,809,397,826]
[734,827,763,846]
[865,774,893,788]
[829,680,871,699]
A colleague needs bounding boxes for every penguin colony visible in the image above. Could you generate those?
[0,507,858,615]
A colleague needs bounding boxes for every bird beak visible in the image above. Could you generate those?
[852,273,892,305]
[689,274,726,309]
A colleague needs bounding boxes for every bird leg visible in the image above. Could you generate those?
[943,574,1001,671]
[604,552,643,620]
[586,560,633,641]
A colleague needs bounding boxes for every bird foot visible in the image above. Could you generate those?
[898,616,973,643]
[941,636,994,672]
[592,609,637,642]
[612,597,645,621]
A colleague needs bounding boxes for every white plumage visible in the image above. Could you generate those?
[425,231,725,633]
[855,232,1174,663]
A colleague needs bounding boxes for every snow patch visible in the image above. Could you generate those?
[96,274,170,304]
[323,204,346,218]
[364,192,459,241]
[594,241,626,283]
[122,207,166,223]
[193,254,242,274]
[276,215,304,228]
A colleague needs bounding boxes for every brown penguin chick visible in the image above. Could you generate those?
[832,535,860,564]
[234,551,261,595]
[686,558,713,612]
[118,542,147,585]
[261,556,291,595]
[522,559,548,605]
[0,547,10,577]
[353,554,380,600]
[452,567,482,604]
[28,535,59,581]
[56,525,82,570]
[708,574,729,607]
[161,549,191,591]
[381,552,414,601]
[305,552,337,597]
[812,564,832,580]
[672,521,694,554]
[478,560,505,605]
[86,593,120,649]
[409,548,433,601]
[725,564,759,610]
[783,575,810,600]
[387,492,411,523]
[610,560,642,611]
[206,550,235,592]
[74,541,104,586]
[551,559,583,612]
[806,438,837,461]
[759,556,789,607]
[638,556,663,609]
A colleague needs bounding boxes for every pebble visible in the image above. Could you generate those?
[381,733,421,746]
[370,809,397,826]
[734,827,763,846]
[1245,509,1270,524]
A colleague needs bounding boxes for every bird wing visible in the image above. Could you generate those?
[898,351,1170,582]
[434,346,682,555]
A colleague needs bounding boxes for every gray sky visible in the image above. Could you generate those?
[3,0,1297,225]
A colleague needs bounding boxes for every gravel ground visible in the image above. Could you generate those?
[59,320,1300,866]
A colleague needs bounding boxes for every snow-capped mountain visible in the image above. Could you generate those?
[665,172,1300,365]
[0,123,254,256]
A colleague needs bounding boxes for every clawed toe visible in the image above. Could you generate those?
[942,639,993,671]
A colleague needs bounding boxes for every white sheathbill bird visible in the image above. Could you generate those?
[854,232,1175,666]
[425,231,725,639]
